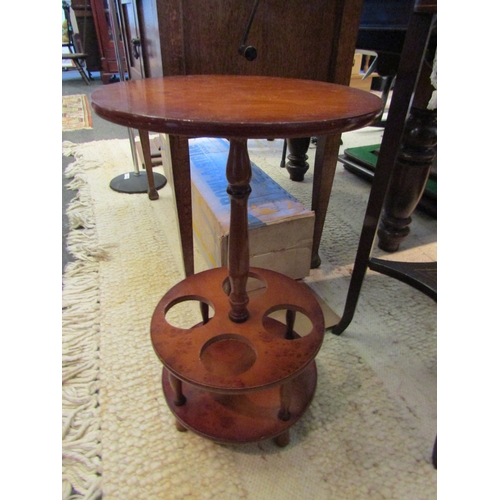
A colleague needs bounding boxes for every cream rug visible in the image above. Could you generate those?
[62,135,437,499]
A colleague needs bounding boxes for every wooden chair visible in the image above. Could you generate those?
[62,1,91,85]
[329,0,437,468]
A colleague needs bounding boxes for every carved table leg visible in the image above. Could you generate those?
[377,106,437,252]
[226,138,252,323]
[285,137,311,181]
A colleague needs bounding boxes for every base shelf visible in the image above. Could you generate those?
[162,361,317,445]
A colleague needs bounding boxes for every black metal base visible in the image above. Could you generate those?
[109,171,167,194]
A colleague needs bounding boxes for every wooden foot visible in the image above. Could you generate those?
[274,430,290,447]
[175,419,188,432]
[138,129,159,201]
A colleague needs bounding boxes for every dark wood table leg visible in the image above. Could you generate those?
[377,105,437,252]
[285,137,311,181]
[377,30,437,252]
[138,129,160,200]
[274,430,290,448]
[169,135,195,277]
[310,133,343,268]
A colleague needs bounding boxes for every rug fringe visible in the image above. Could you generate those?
[63,146,107,500]
[63,142,101,179]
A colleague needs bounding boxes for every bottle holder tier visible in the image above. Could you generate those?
[151,266,325,445]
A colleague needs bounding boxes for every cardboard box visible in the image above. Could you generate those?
[161,137,314,279]
[134,134,163,168]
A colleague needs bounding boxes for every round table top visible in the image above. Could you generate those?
[91,75,382,139]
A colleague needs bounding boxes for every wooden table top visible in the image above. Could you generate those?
[91,75,382,139]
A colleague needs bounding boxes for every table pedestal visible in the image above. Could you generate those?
[151,140,324,446]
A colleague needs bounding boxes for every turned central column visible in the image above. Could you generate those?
[226,138,252,323]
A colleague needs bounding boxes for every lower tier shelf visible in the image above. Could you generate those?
[162,360,317,445]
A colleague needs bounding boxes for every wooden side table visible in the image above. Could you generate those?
[91,75,382,446]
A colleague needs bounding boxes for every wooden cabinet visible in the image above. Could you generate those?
[119,0,146,80]
[136,0,364,86]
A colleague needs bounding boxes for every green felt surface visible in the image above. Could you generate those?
[344,144,437,197]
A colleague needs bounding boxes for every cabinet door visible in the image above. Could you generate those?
[91,0,129,82]
[120,0,145,80]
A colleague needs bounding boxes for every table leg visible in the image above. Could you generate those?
[285,137,311,181]
[310,134,342,268]
[285,310,296,340]
[274,430,290,447]
[278,382,292,421]
[138,129,159,200]
[226,138,252,323]
[377,107,437,252]
[169,135,195,277]
[168,372,186,406]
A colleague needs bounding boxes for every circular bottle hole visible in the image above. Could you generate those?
[164,298,214,329]
[263,307,314,339]
[200,334,257,377]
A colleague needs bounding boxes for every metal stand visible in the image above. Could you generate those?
[109,170,167,194]
[107,0,167,196]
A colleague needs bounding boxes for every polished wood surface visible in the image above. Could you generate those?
[92,75,382,272]
[91,75,382,139]
[151,267,324,392]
